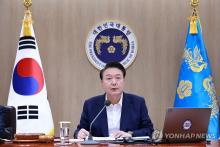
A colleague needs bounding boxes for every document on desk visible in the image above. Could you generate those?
[92,136,150,141]
[67,136,151,143]
[69,138,84,143]
[67,137,118,143]
[92,137,117,141]
[133,136,150,140]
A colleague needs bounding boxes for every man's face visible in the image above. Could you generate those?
[101,67,125,99]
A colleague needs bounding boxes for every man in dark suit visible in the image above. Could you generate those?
[74,62,154,139]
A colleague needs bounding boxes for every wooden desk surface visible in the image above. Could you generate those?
[1,141,219,147]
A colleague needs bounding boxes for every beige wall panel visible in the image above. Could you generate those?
[0,0,220,136]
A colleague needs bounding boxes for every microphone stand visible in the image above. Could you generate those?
[88,106,107,140]
[81,100,111,144]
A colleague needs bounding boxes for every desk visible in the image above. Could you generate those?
[1,141,219,147]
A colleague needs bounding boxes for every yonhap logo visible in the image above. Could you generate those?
[86,20,138,70]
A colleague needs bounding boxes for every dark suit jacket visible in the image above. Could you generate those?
[74,92,154,138]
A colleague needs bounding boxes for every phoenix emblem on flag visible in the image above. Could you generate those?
[184,46,207,72]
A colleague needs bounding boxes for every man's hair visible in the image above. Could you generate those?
[99,62,126,80]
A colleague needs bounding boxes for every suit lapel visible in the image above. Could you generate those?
[120,93,131,131]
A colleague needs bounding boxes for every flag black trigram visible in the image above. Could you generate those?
[17,105,38,120]
[19,36,36,50]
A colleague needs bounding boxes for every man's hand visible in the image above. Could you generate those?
[77,128,89,139]
[112,130,132,138]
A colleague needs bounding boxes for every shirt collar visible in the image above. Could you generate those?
[105,93,123,106]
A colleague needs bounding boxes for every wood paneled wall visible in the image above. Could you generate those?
[0,0,220,136]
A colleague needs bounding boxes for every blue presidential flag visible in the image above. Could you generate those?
[174,18,219,140]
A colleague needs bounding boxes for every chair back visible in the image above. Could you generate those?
[0,105,16,139]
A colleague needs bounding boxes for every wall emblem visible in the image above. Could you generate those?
[86,20,138,70]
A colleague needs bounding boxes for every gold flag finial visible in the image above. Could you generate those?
[23,0,33,36]
[23,0,32,10]
[190,0,200,34]
[191,0,199,9]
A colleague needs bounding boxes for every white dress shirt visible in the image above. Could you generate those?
[106,94,123,136]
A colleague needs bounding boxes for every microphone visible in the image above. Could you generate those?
[81,100,111,145]
[88,99,111,140]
